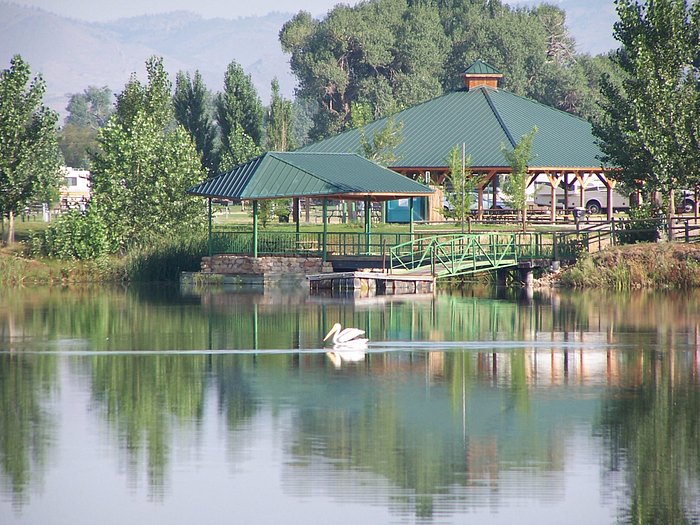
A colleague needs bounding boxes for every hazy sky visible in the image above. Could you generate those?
[13,0,363,20]
[13,0,617,54]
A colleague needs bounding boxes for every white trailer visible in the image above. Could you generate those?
[533,182,630,215]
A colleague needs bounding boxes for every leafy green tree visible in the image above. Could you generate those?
[0,55,62,245]
[280,1,446,140]
[292,96,316,147]
[442,146,475,222]
[215,61,263,169]
[59,86,113,169]
[115,57,173,131]
[392,2,449,108]
[358,117,403,166]
[265,78,296,152]
[174,70,218,176]
[218,126,262,173]
[593,0,700,233]
[59,124,95,168]
[502,127,537,230]
[264,78,295,222]
[34,208,109,259]
[90,57,205,252]
[282,0,605,142]
[65,85,113,129]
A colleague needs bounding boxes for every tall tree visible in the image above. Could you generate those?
[358,117,404,166]
[442,145,476,223]
[0,55,62,244]
[593,0,700,231]
[215,61,263,169]
[90,57,205,252]
[174,70,217,176]
[502,127,537,231]
[265,78,296,152]
[282,0,594,141]
[59,85,114,168]
[65,86,113,129]
[115,56,173,130]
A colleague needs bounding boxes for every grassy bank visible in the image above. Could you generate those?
[0,233,208,285]
[558,243,700,289]
[0,247,128,285]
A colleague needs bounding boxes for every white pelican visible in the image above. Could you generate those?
[323,323,368,349]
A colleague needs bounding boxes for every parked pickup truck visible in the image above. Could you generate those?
[533,182,630,215]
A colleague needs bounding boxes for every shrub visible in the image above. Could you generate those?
[614,204,663,244]
[31,209,109,259]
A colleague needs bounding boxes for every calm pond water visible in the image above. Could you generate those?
[1,284,699,525]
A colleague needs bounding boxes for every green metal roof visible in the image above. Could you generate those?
[188,152,434,200]
[299,86,604,170]
[463,60,502,76]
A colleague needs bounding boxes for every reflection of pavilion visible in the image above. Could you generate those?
[280,343,699,521]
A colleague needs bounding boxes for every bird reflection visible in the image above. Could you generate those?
[326,350,366,368]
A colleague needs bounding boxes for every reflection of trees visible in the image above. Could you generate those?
[0,354,56,507]
[290,389,466,519]
[89,355,208,498]
[211,355,258,429]
[598,350,700,524]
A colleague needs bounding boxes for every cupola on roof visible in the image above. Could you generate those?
[462,60,503,90]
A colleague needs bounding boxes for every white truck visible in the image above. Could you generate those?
[533,181,630,215]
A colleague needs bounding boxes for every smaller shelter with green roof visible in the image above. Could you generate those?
[188,151,433,258]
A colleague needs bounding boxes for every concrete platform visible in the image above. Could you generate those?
[307,271,435,296]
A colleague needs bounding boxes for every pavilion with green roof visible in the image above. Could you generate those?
[188,151,433,257]
[301,60,616,221]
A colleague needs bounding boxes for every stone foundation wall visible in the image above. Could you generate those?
[201,255,332,275]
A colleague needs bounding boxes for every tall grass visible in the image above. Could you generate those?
[559,244,700,289]
[126,233,208,282]
[0,252,30,285]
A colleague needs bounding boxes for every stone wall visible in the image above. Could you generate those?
[201,255,332,275]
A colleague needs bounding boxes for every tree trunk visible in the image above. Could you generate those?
[667,190,675,241]
[7,210,15,245]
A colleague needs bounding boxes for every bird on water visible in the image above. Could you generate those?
[323,323,368,349]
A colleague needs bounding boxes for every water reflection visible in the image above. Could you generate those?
[0,286,699,523]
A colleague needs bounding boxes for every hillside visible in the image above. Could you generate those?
[0,3,295,119]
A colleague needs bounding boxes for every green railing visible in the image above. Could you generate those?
[390,233,520,277]
[210,230,464,257]
[210,229,589,261]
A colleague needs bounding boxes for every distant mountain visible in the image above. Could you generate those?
[0,3,295,120]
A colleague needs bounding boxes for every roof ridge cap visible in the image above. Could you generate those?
[267,151,358,191]
[480,87,516,148]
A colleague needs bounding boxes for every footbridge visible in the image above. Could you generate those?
[389,232,551,278]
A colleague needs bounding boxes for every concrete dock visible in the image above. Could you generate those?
[307,271,435,296]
